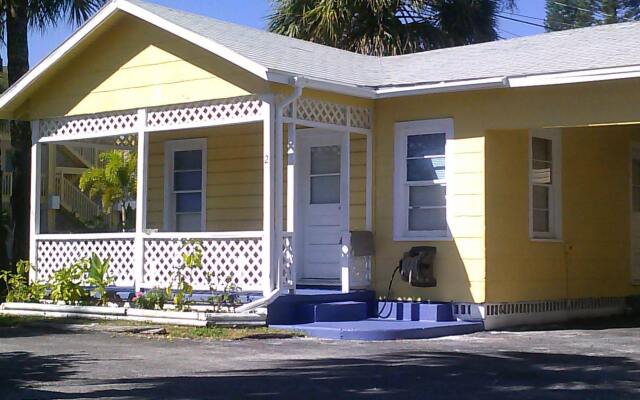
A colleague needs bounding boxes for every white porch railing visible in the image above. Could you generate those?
[281,232,294,288]
[142,232,264,292]
[33,231,267,293]
[34,233,136,286]
[58,174,103,223]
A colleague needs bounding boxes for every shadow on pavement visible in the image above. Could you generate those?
[4,350,639,400]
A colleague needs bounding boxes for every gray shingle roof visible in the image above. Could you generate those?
[130,0,640,88]
[130,0,640,89]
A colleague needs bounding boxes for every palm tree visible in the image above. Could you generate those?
[4,0,106,265]
[268,0,516,56]
[79,150,137,232]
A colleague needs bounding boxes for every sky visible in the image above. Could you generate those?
[22,0,547,67]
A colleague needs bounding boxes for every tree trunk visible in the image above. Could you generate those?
[7,0,31,267]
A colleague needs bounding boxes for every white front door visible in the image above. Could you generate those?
[297,131,345,281]
[631,144,640,285]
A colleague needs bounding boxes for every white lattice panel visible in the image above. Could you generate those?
[143,237,263,292]
[295,97,347,126]
[349,106,372,130]
[35,238,135,286]
[146,96,263,130]
[281,234,294,287]
[40,112,139,139]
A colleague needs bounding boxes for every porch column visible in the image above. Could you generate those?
[262,97,276,296]
[340,132,351,293]
[134,109,148,291]
[29,121,42,283]
[365,131,373,231]
[47,143,57,232]
[286,122,297,289]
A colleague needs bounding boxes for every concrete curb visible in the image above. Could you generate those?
[0,302,266,327]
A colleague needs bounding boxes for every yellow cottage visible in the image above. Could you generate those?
[2,0,639,331]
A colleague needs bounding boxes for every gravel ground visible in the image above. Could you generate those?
[1,316,640,399]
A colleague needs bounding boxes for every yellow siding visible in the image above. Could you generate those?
[350,134,367,230]
[486,126,640,302]
[375,79,640,303]
[375,108,486,303]
[147,123,263,232]
[25,14,265,119]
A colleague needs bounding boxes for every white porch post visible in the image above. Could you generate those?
[286,122,297,290]
[29,121,42,283]
[134,109,148,292]
[340,131,351,293]
[263,97,276,296]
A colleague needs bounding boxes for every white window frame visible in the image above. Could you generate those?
[393,118,453,241]
[163,138,207,232]
[529,129,562,241]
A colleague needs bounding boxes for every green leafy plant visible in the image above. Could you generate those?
[208,274,242,312]
[49,260,89,305]
[131,288,167,310]
[86,253,114,306]
[79,149,137,231]
[166,240,203,311]
[0,260,46,303]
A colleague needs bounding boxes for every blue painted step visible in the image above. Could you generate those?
[299,301,369,323]
[377,302,454,322]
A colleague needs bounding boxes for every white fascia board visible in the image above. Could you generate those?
[375,77,509,98]
[116,0,269,81]
[0,1,120,112]
[507,65,640,87]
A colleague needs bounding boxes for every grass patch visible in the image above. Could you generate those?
[0,315,43,327]
[0,314,303,340]
[163,325,303,340]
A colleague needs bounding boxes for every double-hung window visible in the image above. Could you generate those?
[394,119,453,240]
[164,138,207,232]
[529,130,561,239]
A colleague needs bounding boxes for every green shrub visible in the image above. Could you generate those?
[0,260,46,303]
[166,239,203,310]
[49,260,89,304]
[131,288,167,310]
[86,253,114,306]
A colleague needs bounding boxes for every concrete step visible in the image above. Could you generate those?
[299,301,369,323]
[377,302,454,322]
[271,319,484,340]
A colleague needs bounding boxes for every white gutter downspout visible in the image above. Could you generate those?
[240,77,305,314]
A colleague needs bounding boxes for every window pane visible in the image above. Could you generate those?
[532,185,549,209]
[533,209,550,233]
[311,145,340,175]
[174,150,202,171]
[410,185,446,207]
[176,192,202,213]
[407,134,445,157]
[407,157,445,181]
[532,137,552,162]
[174,171,202,191]
[532,160,552,184]
[310,175,340,204]
[176,213,201,232]
[409,208,446,231]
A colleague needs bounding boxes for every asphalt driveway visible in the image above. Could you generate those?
[1,318,640,400]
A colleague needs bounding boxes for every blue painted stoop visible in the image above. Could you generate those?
[268,290,483,340]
